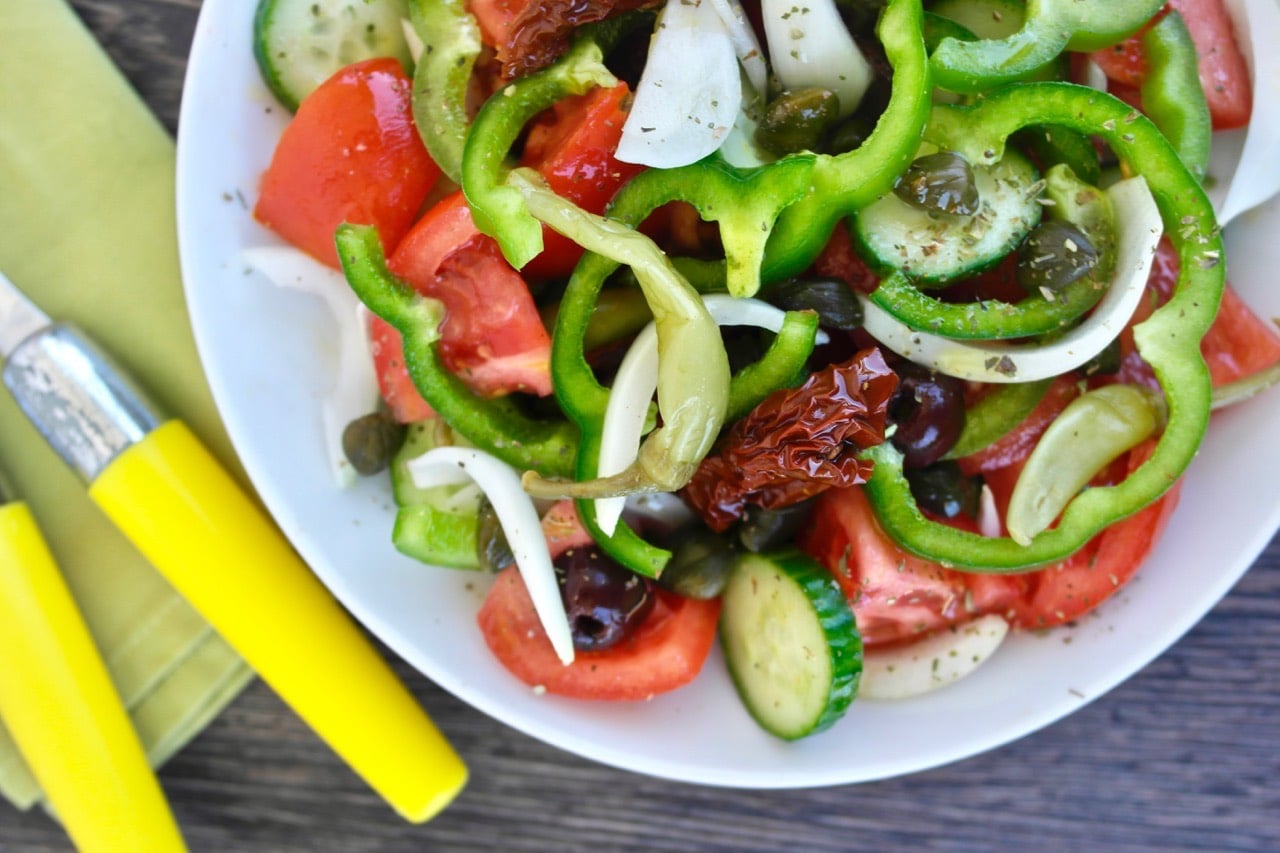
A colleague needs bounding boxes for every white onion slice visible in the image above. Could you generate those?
[1211,0,1280,225]
[241,246,381,487]
[760,0,873,118]
[977,483,1002,539]
[407,447,575,665]
[707,0,768,95]
[615,0,741,169]
[594,295,829,534]
[859,614,1010,700]
[859,176,1163,383]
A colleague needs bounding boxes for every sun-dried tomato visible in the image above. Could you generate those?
[682,348,898,532]
[495,0,661,80]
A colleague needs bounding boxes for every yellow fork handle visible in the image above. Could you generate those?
[89,420,467,822]
[0,501,186,852]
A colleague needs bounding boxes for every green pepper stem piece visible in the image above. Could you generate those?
[929,0,1165,93]
[406,0,482,184]
[944,379,1053,460]
[861,81,1224,571]
[509,168,730,494]
[461,40,617,270]
[1005,384,1167,545]
[764,0,933,282]
[334,223,578,478]
[1140,10,1212,183]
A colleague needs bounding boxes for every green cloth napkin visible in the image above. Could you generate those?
[0,0,254,809]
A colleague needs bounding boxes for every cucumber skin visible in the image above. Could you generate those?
[721,550,862,741]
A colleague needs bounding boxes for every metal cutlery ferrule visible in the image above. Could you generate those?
[2,324,162,483]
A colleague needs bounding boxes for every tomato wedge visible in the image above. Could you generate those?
[1089,0,1251,130]
[255,58,440,268]
[477,501,721,700]
[368,315,436,423]
[388,191,553,398]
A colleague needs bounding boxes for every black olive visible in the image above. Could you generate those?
[658,529,737,600]
[755,88,842,157]
[737,501,814,553]
[889,362,966,468]
[475,499,513,572]
[893,151,980,216]
[765,277,864,331]
[1082,337,1122,377]
[341,411,406,476]
[905,461,982,519]
[1016,219,1100,295]
[554,547,655,651]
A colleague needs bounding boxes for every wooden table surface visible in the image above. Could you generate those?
[5,1,1278,849]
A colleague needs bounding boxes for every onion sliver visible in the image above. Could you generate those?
[242,245,381,487]
[859,614,1010,700]
[407,446,575,666]
[760,0,872,118]
[707,0,768,95]
[859,176,1163,383]
[594,296,828,534]
[615,0,741,169]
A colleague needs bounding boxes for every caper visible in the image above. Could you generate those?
[658,529,737,600]
[1016,219,1100,295]
[475,498,513,572]
[904,461,982,519]
[737,501,815,553]
[755,88,842,157]
[892,151,980,216]
[765,277,864,330]
[341,411,406,476]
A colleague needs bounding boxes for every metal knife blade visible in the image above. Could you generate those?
[0,270,53,359]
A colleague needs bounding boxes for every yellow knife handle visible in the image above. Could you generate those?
[88,421,467,822]
[0,502,186,852]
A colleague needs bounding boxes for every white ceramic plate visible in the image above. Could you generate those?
[176,1,1280,787]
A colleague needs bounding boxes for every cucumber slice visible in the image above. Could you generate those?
[254,0,412,111]
[390,419,482,569]
[720,550,861,740]
[855,146,1041,286]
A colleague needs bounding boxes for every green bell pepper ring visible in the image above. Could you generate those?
[861,82,1224,571]
[929,0,1165,93]
[510,168,732,497]
[726,310,822,423]
[1140,10,1212,183]
[868,161,1118,340]
[461,39,616,270]
[763,0,933,283]
[334,223,578,478]
[406,0,482,184]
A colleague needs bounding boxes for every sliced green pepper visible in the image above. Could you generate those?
[406,0,482,184]
[1140,10,1212,182]
[943,379,1052,460]
[762,0,934,283]
[334,223,578,478]
[861,82,1224,570]
[461,39,617,270]
[929,0,1165,93]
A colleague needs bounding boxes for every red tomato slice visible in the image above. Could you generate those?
[519,84,644,280]
[255,58,440,268]
[368,316,436,423]
[1089,1,1252,130]
[799,486,1022,646]
[388,191,553,398]
[1117,240,1280,389]
[478,568,721,700]
[993,442,1183,629]
[477,502,721,700]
